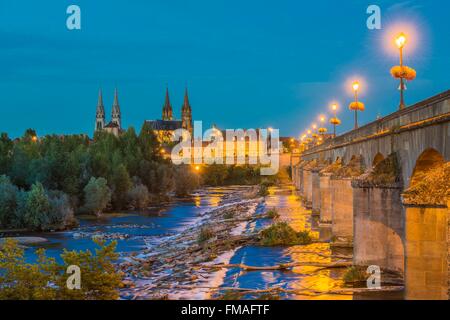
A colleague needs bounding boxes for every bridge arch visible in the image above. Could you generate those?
[409,148,445,187]
[372,153,385,167]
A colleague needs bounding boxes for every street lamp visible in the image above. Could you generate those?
[329,103,341,138]
[349,81,365,129]
[391,32,416,110]
[311,124,319,141]
[318,116,327,143]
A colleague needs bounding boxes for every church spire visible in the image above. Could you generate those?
[181,86,193,134]
[111,88,121,129]
[182,87,191,112]
[162,86,173,120]
[95,88,105,132]
[97,89,105,115]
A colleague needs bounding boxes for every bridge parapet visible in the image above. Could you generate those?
[302,90,450,158]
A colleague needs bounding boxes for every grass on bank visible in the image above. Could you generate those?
[266,209,280,219]
[259,222,312,246]
[343,266,367,284]
[198,227,214,243]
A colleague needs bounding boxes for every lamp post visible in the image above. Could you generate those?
[396,33,406,109]
[349,81,364,130]
[311,124,318,143]
[391,33,415,110]
[329,103,341,138]
[318,116,327,143]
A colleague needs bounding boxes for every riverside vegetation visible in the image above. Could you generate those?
[0,127,278,300]
[0,127,272,231]
[0,238,122,299]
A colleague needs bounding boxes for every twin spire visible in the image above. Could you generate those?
[95,88,121,131]
[162,86,191,121]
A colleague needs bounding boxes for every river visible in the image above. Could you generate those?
[14,184,403,300]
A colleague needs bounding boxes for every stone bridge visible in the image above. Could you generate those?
[292,90,450,300]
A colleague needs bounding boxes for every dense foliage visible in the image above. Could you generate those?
[0,238,122,300]
[0,127,274,231]
[200,164,273,186]
[0,127,199,230]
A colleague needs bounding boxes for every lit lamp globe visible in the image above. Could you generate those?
[318,116,327,134]
[329,103,341,137]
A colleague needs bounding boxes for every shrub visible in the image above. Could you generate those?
[127,183,150,209]
[343,266,367,284]
[259,222,312,246]
[296,230,312,245]
[198,227,214,243]
[47,191,77,230]
[174,166,200,197]
[266,209,279,219]
[258,184,269,197]
[223,209,235,220]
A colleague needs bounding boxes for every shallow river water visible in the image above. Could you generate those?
[17,184,403,300]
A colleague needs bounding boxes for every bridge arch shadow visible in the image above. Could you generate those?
[372,152,384,167]
[410,148,445,187]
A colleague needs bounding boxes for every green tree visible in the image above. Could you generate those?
[111,164,132,210]
[0,133,13,175]
[47,191,77,230]
[0,238,123,300]
[139,122,161,161]
[23,182,51,231]
[174,166,200,197]
[0,175,18,228]
[82,177,111,216]
[127,182,150,209]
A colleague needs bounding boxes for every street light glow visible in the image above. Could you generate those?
[352,81,360,92]
[395,32,407,49]
[331,103,338,111]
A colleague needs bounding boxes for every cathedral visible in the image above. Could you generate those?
[95,88,122,137]
[94,87,193,142]
[144,87,193,143]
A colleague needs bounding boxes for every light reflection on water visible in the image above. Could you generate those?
[21,187,238,264]
[16,184,403,300]
[218,185,403,300]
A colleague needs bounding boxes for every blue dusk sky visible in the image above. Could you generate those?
[0,0,449,138]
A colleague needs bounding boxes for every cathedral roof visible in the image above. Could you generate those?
[105,121,120,128]
[144,119,183,131]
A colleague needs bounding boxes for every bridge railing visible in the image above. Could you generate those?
[303,90,450,156]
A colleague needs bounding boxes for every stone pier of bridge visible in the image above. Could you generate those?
[291,90,450,299]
